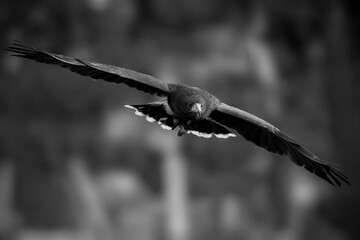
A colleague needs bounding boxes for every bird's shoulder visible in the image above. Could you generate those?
[168,83,217,100]
[168,83,199,93]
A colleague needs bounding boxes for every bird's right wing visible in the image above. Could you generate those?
[6,41,170,97]
[209,102,350,186]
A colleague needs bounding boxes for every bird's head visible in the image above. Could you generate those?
[187,102,205,119]
[190,102,203,114]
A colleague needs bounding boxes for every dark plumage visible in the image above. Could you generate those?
[6,41,350,186]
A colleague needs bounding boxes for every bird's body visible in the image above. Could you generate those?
[167,84,217,121]
[125,84,234,138]
[6,41,350,186]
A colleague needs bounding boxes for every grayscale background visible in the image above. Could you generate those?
[1,0,359,240]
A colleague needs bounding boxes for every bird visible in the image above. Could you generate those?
[6,41,350,187]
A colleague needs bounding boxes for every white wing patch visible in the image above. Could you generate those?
[188,130,212,138]
[188,130,236,139]
[125,104,173,130]
[125,104,237,138]
[145,115,156,123]
[160,124,172,130]
[125,105,144,116]
[214,133,237,139]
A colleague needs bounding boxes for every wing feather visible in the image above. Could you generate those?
[210,102,350,186]
[6,41,170,97]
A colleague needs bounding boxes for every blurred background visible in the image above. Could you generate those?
[1,0,359,239]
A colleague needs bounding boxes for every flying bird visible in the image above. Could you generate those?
[6,41,350,186]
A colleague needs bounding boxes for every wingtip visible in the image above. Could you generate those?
[329,169,351,187]
[285,141,351,187]
[3,47,12,53]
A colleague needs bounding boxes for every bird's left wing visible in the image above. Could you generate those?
[6,41,170,97]
[209,102,350,186]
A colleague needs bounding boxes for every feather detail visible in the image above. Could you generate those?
[6,41,170,97]
[125,103,178,130]
[210,102,350,186]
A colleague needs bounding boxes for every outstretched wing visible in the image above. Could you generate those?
[209,102,350,186]
[6,41,170,97]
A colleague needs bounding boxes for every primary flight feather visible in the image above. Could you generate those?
[6,41,350,187]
